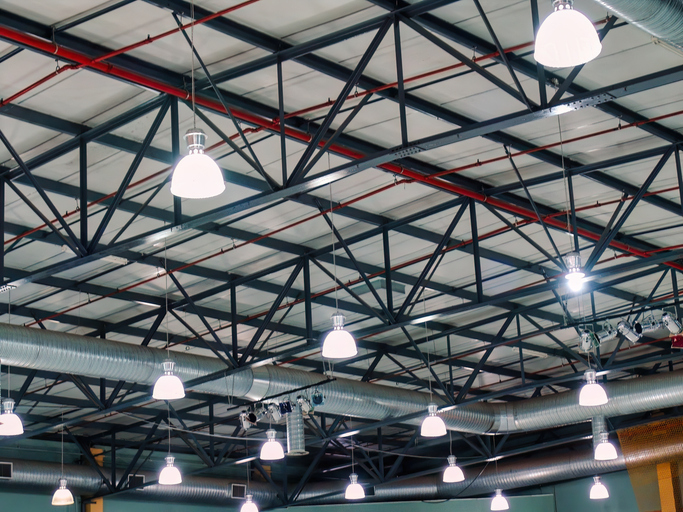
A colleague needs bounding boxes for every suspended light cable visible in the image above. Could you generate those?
[153,244,185,400]
[322,175,357,359]
[345,442,365,500]
[170,0,225,199]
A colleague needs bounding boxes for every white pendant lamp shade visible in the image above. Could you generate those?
[52,479,74,506]
[241,495,259,512]
[491,489,510,511]
[321,314,357,359]
[153,360,185,400]
[534,0,602,68]
[0,398,23,435]
[443,455,465,483]
[170,129,225,199]
[158,456,182,485]
[564,251,586,292]
[590,476,609,500]
[594,432,618,461]
[579,369,608,407]
[260,429,285,461]
[345,473,365,500]
[421,403,447,437]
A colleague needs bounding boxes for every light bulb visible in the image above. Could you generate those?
[153,360,185,400]
[52,479,74,506]
[170,129,225,199]
[594,432,618,461]
[421,403,447,437]
[321,314,357,359]
[590,476,609,500]
[260,429,285,461]
[534,0,602,68]
[241,495,259,512]
[491,489,509,511]
[0,399,23,435]
[158,456,182,485]
[579,369,608,407]
[345,473,365,500]
[443,455,465,483]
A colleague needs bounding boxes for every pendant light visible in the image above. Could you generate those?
[490,489,509,511]
[534,0,602,68]
[52,414,74,506]
[421,403,447,437]
[321,181,357,359]
[443,455,465,483]
[159,404,182,485]
[152,246,185,400]
[345,444,365,500]
[260,429,285,461]
[594,432,618,461]
[564,252,586,292]
[579,369,607,407]
[0,293,24,436]
[170,0,224,199]
[590,476,609,500]
[241,495,258,512]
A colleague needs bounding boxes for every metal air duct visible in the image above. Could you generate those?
[591,0,683,51]
[286,402,308,456]
[2,323,683,435]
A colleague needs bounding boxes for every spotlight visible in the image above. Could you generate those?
[240,411,257,431]
[268,403,282,423]
[278,400,292,416]
[311,390,325,407]
[663,312,683,335]
[617,320,642,345]
[579,329,598,353]
[297,396,312,415]
[596,322,617,344]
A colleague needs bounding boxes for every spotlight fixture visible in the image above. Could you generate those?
[241,495,259,512]
[442,455,465,483]
[311,390,325,407]
[158,456,182,485]
[321,313,357,359]
[152,360,185,401]
[579,369,608,407]
[240,411,257,431]
[579,329,598,353]
[662,312,683,335]
[345,473,365,500]
[590,476,609,500]
[421,403,447,438]
[594,432,618,461]
[534,0,602,68]
[297,396,312,415]
[0,398,23,436]
[617,320,642,345]
[170,129,225,199]
[563,252,586,292]
[268,403,282,423]
[278,400,292,416]
[51,478,74,506]
[260,429,285,461]
[490,489,510,511]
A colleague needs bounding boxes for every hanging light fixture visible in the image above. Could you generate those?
[594,432,618,461]
[170,129,225,199]
[169,0,224,199]
[52,478,74,506]
[53,414,74,506]
[442,455,465,483]
[153,248,185,400]
[321,313,357,359]
[579,369,608,407]
[260,429,285,461]
[534,0,602,68]
[564,252,586,292]
[590,476,609,500]
[321,180,357,359]
[241,495,259,512]
[0,398,23,436]
[158,455,182,485]
[421,403,447,438]
[153,360,185,400]
[345,473,365,500]
[490,489,510,511]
